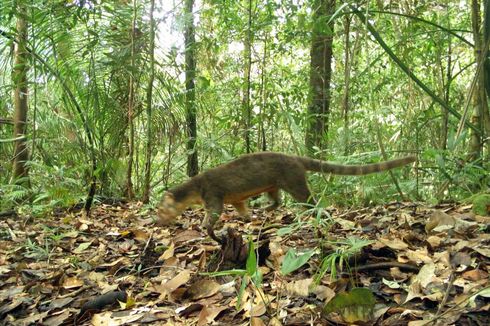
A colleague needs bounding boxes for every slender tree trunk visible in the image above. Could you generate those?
[126,0,137,198]
[11,4,30,186]
[306,0,336,154]
[242,0,253,153]
[482,0,490,158]
[469,0,485,160]
[185,0,199,177]
[142,0,156,203]
[342,14,351,156]
[440,39,451,150]
[259,32,268,152]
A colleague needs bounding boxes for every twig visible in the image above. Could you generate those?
[345,262,420,273]
[436,270,455,316]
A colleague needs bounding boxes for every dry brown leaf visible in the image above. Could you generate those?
[390,267,410,280]
[251,317,266,326]
[268,317,283,326]
[197,305,227,326]
[159,242,175,261]
[378,237,409,250]
[473,247,490,258]
[244,302,267,318]
[426,235,443,248]
[131,229,150,242]
[312,285,335,301]
[42,309,72,326]
[174,230,202,243]
[159,270,191,299]
[185,279,220,300]
[62,276,84,289]
[404,248,433,264]
[285,278,312,297]
[425,210,455,233]
[91,311,144,326]
[14,311,49,325]
[462,269,488,281]
[405,263,436,303]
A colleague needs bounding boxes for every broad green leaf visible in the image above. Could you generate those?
[281,248,316,276]
[323,288,376,323]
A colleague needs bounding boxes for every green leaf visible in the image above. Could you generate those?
[280,248,316,276]
[323,288,376,323]
[246,238,257,276]
[277,226,294,236]
[73,241,93,254]
[236,275,248,309]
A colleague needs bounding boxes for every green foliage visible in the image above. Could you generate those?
[1,0,489,216]
[470,194,490,216]
[23,237,51,261]
[202,237,263,309]
[280,248,317,276]
[315,237,373,283]
[323,288,376,323]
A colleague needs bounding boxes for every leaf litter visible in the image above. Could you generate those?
[0,201,488,325]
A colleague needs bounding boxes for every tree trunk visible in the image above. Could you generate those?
[126,0,137,199]
[11,3,30,186]
[342,14,351,156]
[305,0,336,154]
[482,0,490,158]
[185,0,199,177]
[440,38,452,150]
[259,31,268,152]
[143,0,156,203]
[469,0,485,160]
[242,0,253,153]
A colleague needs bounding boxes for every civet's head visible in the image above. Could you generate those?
[156,192,185,225]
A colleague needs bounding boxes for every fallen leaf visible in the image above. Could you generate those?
[159,242,175,261]
[462,269,488,281]
[416,263,436,288]
[312,285,335,301]
[42,309,72,326]
[426,235,443,248]
[185,279,220,300]
[251,317,266,326]
[131,229,150,242]
[285,278,312,297]
[73,241,93,254]
[473,247,490,258]
[14,311,49,325]
[378,237,409,250]
[173,230,202,243]
[197,305,227,325]
[404,248,433,264]
[91,311,144,326]
[49,297,74,309]
[62,276,84,289]
[159,270,191,299]
[425,210,455,233]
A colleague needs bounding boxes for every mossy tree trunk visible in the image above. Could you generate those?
[11,3,30,187]
[306,0,336,155]
[185,0,199,177]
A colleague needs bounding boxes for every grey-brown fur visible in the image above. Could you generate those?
[158,152,416,243]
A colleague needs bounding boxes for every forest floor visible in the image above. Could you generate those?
[0,201,489,326]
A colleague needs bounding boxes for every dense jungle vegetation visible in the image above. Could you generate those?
[1,0,489,214]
